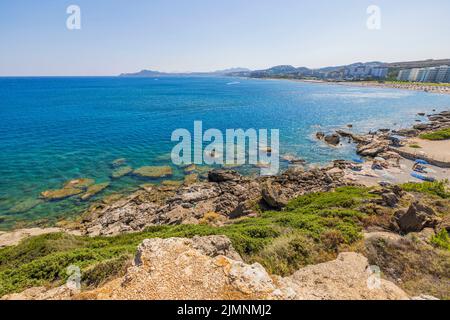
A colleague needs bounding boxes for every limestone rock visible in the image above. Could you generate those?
[280,252,410,300]
[75,237,410,300]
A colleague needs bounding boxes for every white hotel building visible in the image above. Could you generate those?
[397,65,450,83]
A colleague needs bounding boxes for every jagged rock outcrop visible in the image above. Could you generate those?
[74,236,410,300]
[394,202,440,234]
[78,165,352,236]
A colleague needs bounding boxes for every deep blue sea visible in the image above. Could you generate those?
[1,76,450,229]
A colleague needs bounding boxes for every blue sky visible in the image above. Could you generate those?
[1,0,449,76]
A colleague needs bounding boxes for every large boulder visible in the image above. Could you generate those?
[261,180,289,209]
[357,140,388,157]
[324,134,340,146]
[395,202,440,234]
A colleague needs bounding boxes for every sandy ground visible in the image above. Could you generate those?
[336,81,450,95]
[397,138,450,164]
[345,158,450,187]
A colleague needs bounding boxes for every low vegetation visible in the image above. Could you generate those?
[419,128,450,140]
[431,229,450,251]
[0,186,376,297]
[401,180,450,199]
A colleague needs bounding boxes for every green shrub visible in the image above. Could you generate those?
[0,186,373,297]
[431,229,450,251]
[420,128,450,140]
[402,180,450,199]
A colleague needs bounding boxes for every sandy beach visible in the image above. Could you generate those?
[335,81,450,95]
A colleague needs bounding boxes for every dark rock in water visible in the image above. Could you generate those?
[336,130,369,144]
[347,124,353,128]
[417,113,426,116]
[378,129,390,133]
[395,202,439,233]
[316,132,325,140]
[208,169,241,183]
[324,134,340,146]
[111,158,127,168]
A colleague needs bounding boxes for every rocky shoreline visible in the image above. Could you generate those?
[1,110,449,300]
[73,109,449,237]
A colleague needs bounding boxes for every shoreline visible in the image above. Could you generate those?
[255,77,450,95]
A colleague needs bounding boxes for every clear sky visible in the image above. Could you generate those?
[1,0,449,76]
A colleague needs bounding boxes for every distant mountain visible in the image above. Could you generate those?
[119,70,169,77]
[120,59,450,80]
[119,67,250,77]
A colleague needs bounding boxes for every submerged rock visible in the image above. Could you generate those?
[81,182,110,201]
[111,166,133,179]
[63,178,95,190]
[40,188,83,201]
[133,166,173,179]
[111,158,127,168]
[9,199,43,213]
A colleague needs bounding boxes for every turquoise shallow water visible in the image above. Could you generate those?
[1,76,450,229]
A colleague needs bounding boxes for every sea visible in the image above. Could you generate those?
[1,76,450,229]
